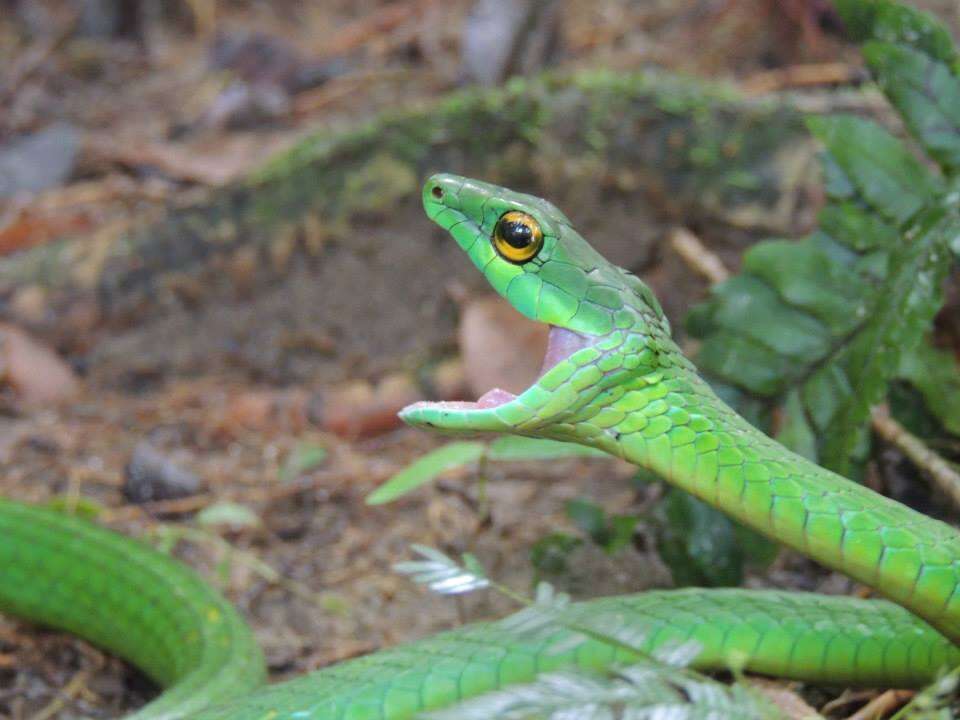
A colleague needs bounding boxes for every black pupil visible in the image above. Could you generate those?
[499,219,533,249]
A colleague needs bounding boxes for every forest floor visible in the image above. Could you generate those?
[1,1,958,718]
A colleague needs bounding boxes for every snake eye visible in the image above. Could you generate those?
[492,211,543,264]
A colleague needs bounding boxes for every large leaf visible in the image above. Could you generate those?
[487,436,608,461]
[688,113,950,473]
[365,441,486,505]
[820,208,954,473]
[863,42,960,175]
[805,115,941,224]
[565,498,639,555]
[653,489,766,587]
[834,0,958,70]
[368,437,609,505]
[898,338,960,437]
[425,661,776,720]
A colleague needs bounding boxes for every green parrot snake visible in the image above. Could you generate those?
[3,173,960,719]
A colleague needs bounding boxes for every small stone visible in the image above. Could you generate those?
[123,441,201,504]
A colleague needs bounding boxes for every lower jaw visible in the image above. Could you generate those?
[402,325,594,414]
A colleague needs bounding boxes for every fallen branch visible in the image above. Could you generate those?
[871,405,960,509]
[845,688,913,720]
[741,62,863,96]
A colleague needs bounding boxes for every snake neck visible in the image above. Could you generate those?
[562,363,960,644]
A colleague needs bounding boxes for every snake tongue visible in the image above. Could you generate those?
[475,388,517,407]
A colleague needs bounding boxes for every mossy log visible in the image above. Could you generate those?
[0,70,824,384]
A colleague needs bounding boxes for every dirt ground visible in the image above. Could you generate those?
[1,1,959,718]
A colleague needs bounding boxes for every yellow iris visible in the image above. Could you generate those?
[492,211,543,264]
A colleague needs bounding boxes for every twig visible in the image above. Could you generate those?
[0,13,79,111]
[314,0,436,58]
[821,690,880,715]
[668,227,730,284]
[871,405,960,510]
[292,68,416,118]
[29,668,91,720]
[741,62,863,96]
[845,689,913,720]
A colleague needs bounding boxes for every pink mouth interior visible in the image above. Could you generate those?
[405,326,592,413]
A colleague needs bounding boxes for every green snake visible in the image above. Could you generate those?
[3,173,960,719]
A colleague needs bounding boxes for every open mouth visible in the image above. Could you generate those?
[402,325,594,414]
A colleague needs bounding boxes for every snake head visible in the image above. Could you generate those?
[400,174,674,442]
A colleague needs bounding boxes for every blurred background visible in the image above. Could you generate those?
[1,1,959,717]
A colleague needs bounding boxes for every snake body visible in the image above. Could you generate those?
[2,174,959,718]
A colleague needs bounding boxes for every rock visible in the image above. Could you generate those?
[123,441,202,504]
[0,123,79,198]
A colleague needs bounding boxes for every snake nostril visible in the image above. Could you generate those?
[431,185,444,199]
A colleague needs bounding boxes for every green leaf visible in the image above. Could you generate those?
[864,42,960,175]
[742,237,868,327]
[821,208,953,474]
[898,338,960,437]
[606,515,640,555]
[896,664,960,719]
[195,501,262,531]
[689,124,954,473]
[530,533,583,576]
[806,115,940,224]
[280,441,328,483]
[698,275,834,361]
[44,495,106,521]
[365,441,486,505]
[499,582,574,641]
[487,436,608,460]
[695,332,792,397]
[817,202,899,253]
[834,0,958,69]
[775,389,818,461]
[424,661,777,720]
[565,498,608,544]
[393,544,490,595]
[655,488,745,587]
[565,498,640,555]
[734,523,781,569]
[151,525,180,554]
